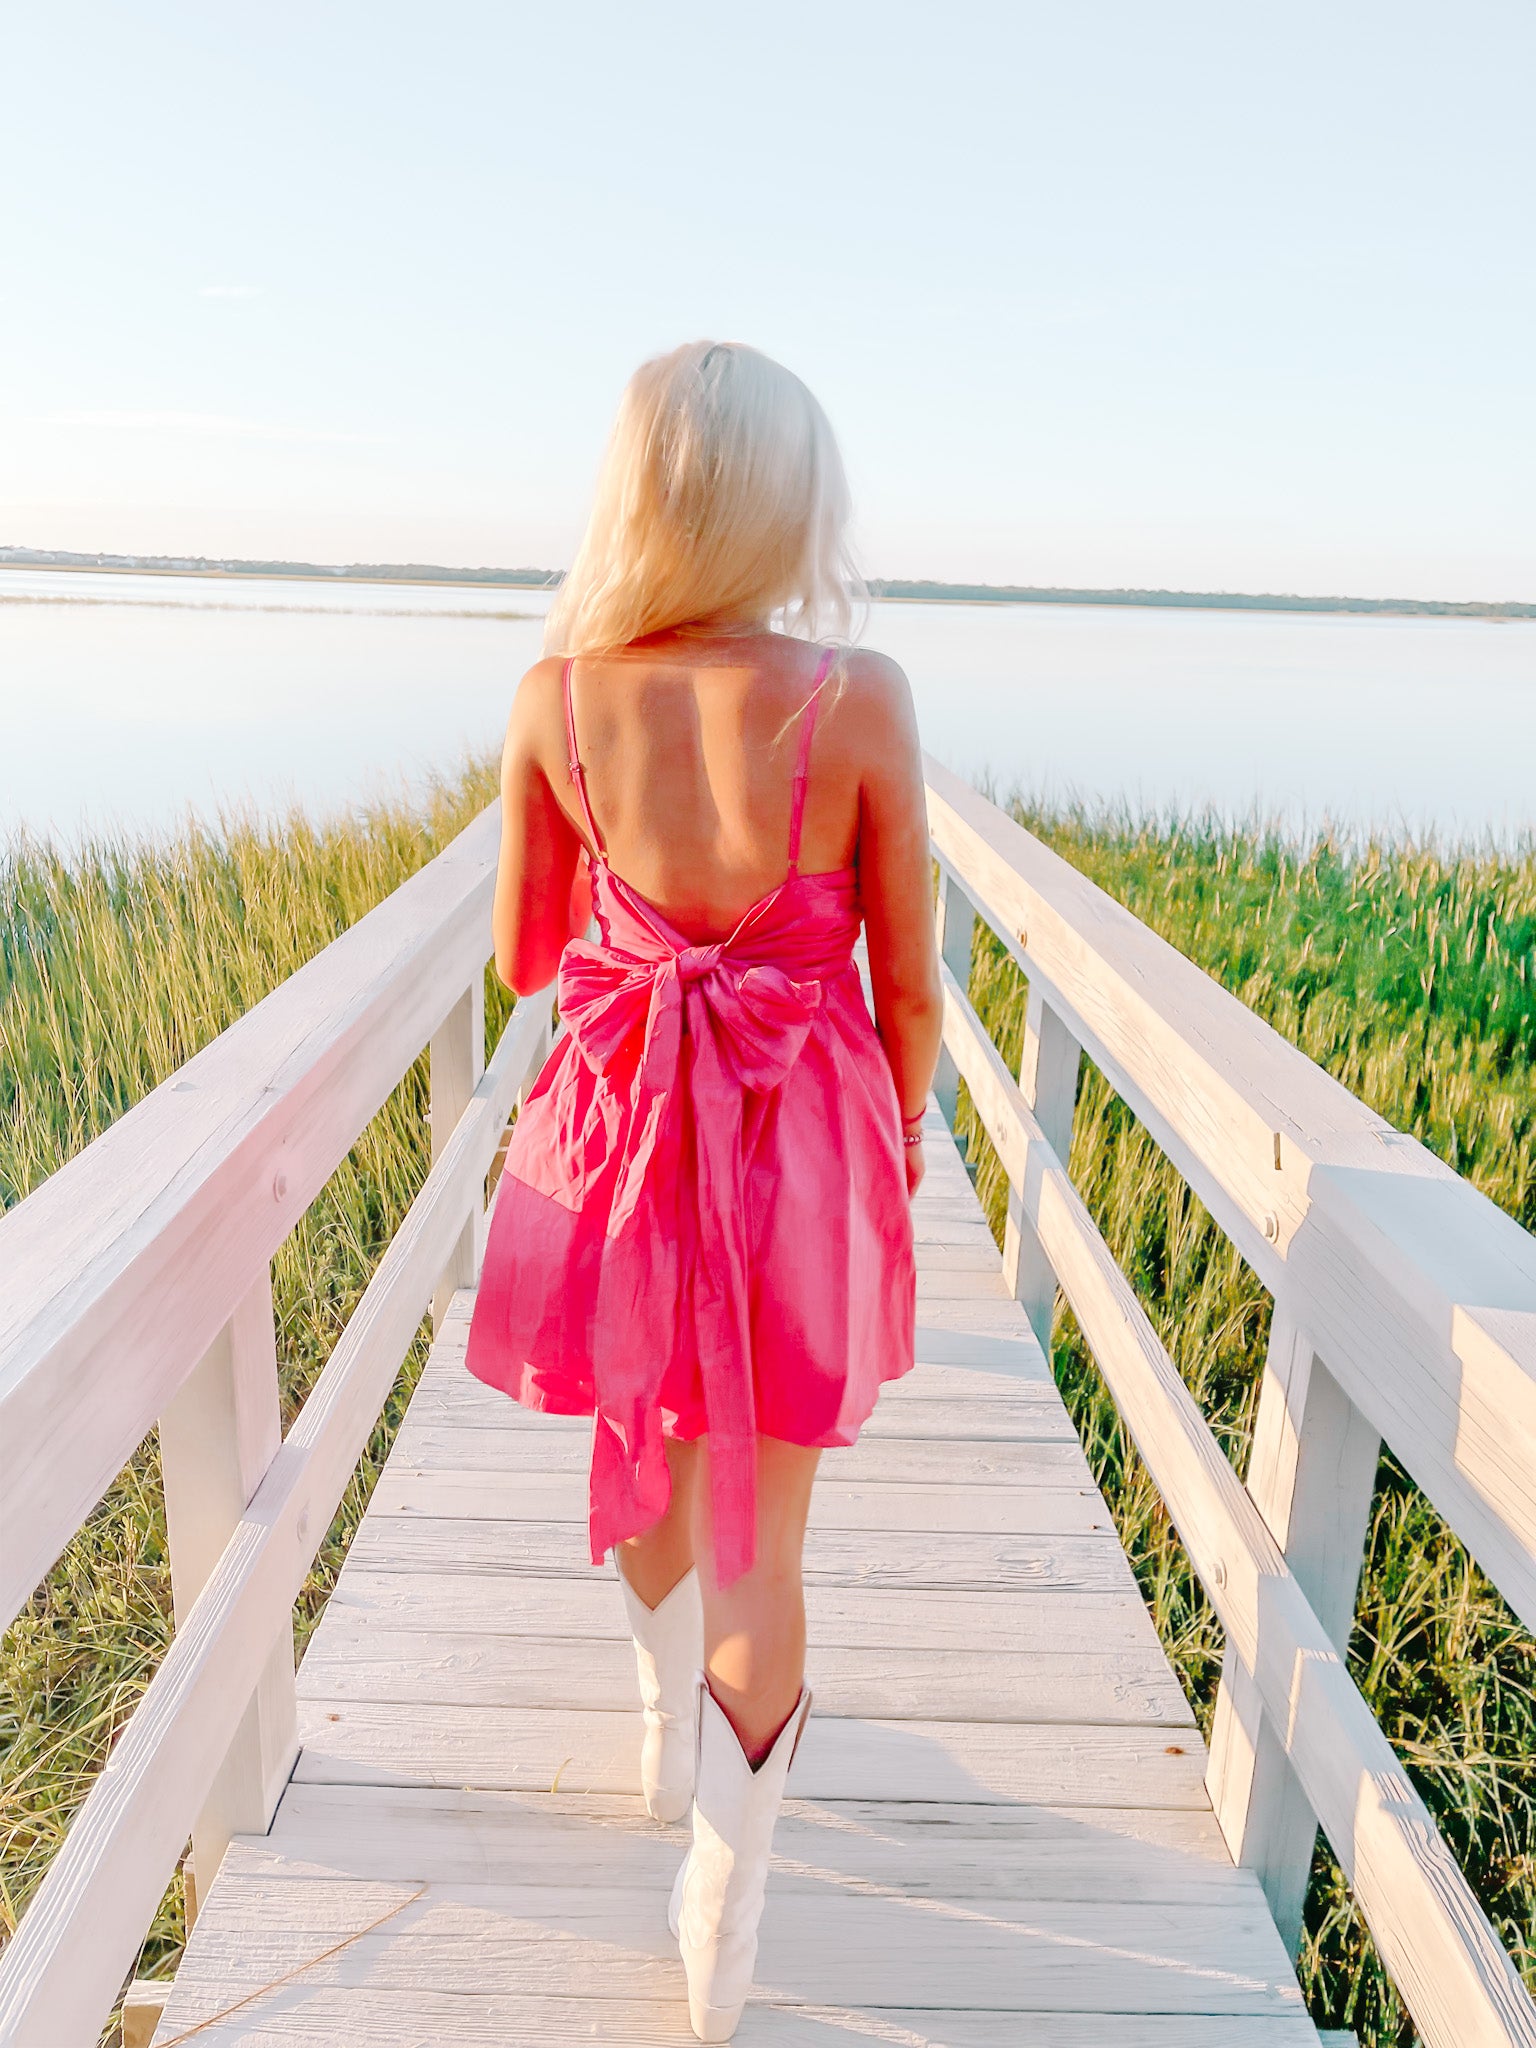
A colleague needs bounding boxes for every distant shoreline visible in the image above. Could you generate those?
[3,549,1532,621]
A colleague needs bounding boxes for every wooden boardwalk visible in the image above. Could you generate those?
[151,1107,1320,2047]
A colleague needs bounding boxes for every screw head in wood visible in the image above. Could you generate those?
[273,1171,289,1202]
[1212,1558,1227,1589]
[1262,1212,1279,1242]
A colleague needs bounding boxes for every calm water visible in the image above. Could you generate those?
[2,568,1530,848]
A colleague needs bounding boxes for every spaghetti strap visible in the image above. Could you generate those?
[786,648,836,875]
[562,657,606,856]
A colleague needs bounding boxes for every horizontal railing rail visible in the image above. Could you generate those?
[924,759,1536,1636]
[0,799,559,2048]
[0,804,503,1630]
[924,755,1536,2048]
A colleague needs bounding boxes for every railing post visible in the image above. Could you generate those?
[430,977,486,1330]
[158,1268,299,1920]
[932,867,975,1130]
[1002,983,1081,1354]
[1206,1308,1380,1953]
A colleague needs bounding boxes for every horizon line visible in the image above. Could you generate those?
[1,546,1532,622]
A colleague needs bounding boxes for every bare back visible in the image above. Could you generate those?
[558,636,860,940]
[492,624,940,1125]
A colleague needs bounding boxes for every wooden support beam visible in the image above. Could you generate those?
[118,1980,167,2048]
[1208,1314,1381,1953]
[1003,985,1082,1354]
[157,1269,299,1917]
[932,867,976,1131]
[430,978,485,1331]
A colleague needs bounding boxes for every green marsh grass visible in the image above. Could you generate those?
[2,767,1533,2046]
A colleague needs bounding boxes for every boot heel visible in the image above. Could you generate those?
[688,1993,748,2043]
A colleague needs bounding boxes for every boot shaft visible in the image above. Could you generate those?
[683,1677,812,1939]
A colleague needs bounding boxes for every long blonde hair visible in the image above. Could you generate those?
[544,341,861,656]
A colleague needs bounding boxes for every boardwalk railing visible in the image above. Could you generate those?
[1,770,1534,2047]
[0,807,553,2047]
[926,757,1536,2048]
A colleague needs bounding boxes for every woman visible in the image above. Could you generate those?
[466,339,942,2042]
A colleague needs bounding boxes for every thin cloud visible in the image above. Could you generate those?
[199,284,262,299]
[40,411,379,445]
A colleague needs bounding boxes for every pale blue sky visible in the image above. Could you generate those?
[3,1,1532,597]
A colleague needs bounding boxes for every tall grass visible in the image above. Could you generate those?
[0,761,510,2002]
[2,768,1533,2045]
[954,803,1536,2045]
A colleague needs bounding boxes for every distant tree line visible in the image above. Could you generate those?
[0,547,561,588]
[864,578,1536,620]
[3,548,1531,618]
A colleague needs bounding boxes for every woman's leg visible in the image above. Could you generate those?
[691,1434,821,1764]
[618,1436,700,1606]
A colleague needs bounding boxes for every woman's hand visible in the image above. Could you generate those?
[901,1112,926,1200]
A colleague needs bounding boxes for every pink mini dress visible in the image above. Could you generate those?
[465,650,916,1585]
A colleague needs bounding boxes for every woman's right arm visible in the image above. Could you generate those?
[848,653,943,1192]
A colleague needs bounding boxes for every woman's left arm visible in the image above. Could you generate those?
[492,658,591,994]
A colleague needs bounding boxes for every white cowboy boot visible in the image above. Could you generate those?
[615,1558,704,1822]
[668,1673,813,2042]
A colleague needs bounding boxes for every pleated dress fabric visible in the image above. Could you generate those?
[464,650,916,1585]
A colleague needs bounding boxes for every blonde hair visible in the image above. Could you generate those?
[544,341,861,656]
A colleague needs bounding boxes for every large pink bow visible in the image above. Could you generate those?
[556,938,824,1585]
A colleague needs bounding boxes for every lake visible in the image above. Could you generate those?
[2,568,1530,848]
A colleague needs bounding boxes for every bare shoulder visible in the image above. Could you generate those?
[837,645,911,700]
[826,646,920,758]
[498,657,569,808]
[509,654,565,730]
[503,653,567,754]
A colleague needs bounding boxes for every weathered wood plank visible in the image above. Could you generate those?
[295,1625,1195,1726]
[155,1989,1322,2046]
[157,1880,1306,2014]
[369,1466,1110,1534]
[389,1417,1094,1487]
[321,1569,1168,1654]
[223,1781,1235,1891]
[292,1700,1211,1807]
[342,1515,1137,1595]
